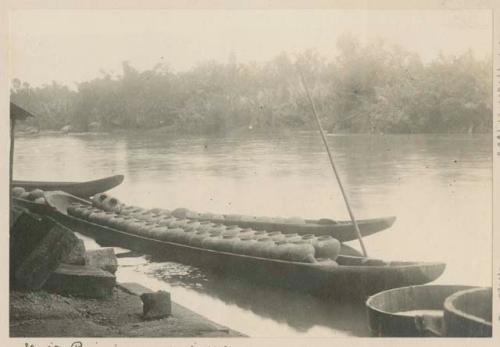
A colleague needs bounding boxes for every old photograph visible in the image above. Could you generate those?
[6,5,494,340]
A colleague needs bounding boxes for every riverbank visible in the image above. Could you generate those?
[10,287,244,337]
[14,126,492,138]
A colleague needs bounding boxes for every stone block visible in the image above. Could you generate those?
[61,238,86,265]
[14,222,80,290]
[141,291,172,320]
[118,282,153,296]
[85,248,118,274]
[10,211,53,273]
[44,263,116,299]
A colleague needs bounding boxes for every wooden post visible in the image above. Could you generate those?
[10,118,15,203]
[298,72,368,257]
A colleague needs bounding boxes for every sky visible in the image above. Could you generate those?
[9,9,492,88]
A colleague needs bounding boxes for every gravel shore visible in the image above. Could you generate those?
[10,288,244,337]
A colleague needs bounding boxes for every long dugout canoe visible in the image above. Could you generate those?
[12,175,124,198]
[37,195,444,301]
[51,212,445,300]
[190,215,397,242]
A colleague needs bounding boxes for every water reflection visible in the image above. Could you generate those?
[14,131,492,336]
[144,260,368,335]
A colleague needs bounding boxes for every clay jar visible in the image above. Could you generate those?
[269,241,291,260]
[34,197,46,205]
[214,235,236,252]
[169,219,190,229]
[283,233,301,243]
[67,203,81,216]
[268,231,285,242]
[301,234,317,244]
[184,221,201,232]
[238,228,256,238]
[72,204,89,218]
[252,230,268,239]
[185,210,202,219]
[121,206,144,216]
[197,221,215,232]
[149,208,171,217]
[116,216,135,230]
[178,229,196,244]
[157,217,177,227]
[102,196,122,213]
[158,209,173,217]
[28,189,45,201]
[208,224,226,234]
[138,221,157,237]
[169,227,187,243]
[133,211,159,222]
[252,237,275,258]
[222,225,242,237]
[12,186,25,197]
[147,214,164,224]
[172,207,190,219]
[81,207,98,220]
[286,240,316,263]
[161,228,177,242]
[125,219,144,234]
[149,224,168,240]
[201,231,223,250]
[313,235,341,260]
[232,236,255,255]
[92,193,108,209]
[190,230,210,247]
[102,212,119,227]
[19,192,31,200]
[88,210,110,225]
[316,258,339,267]
[185,229,200,245]
[108,215,125,229]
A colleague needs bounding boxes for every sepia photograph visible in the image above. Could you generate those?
[5,2,496,341]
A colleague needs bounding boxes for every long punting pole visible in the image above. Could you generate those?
[299,72,368,257]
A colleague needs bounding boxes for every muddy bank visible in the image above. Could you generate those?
[10,288,244,337]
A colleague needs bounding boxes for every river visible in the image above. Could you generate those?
[13,131,492,337]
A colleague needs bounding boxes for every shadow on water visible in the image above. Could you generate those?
[83,232,368,336]
[144,254,369,336]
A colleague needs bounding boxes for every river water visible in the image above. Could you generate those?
[13,131,492,337]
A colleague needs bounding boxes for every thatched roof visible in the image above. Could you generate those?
[10,102,35,121]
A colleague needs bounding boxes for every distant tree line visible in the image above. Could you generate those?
[11,35,492,134]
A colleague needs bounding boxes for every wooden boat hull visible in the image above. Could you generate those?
[366,285,474,337]
[443,287,492,337]
[12,175,124,198]
[201,216,397,242]
[48,211,444,300]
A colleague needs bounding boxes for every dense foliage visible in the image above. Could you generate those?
[11,36,492,134]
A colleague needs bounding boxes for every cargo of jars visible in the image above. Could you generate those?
[65,194,345,265]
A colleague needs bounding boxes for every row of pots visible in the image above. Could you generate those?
[92,193,124,213]
[68,203,341,263]
[90,193,308,225]
[12,186,47,205]
[172,208,307,225]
